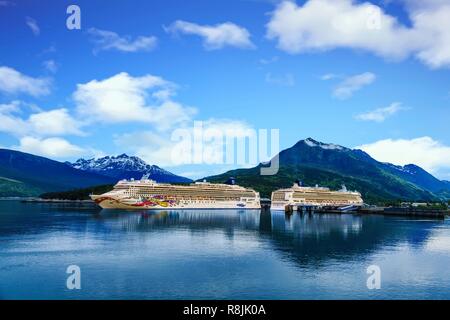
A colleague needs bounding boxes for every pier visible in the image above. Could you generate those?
[381,207,447,218]
[280,203,447,219]
[284,205,322,214]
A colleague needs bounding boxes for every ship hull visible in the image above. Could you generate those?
[91,195,260,210]
[270,203,363,211]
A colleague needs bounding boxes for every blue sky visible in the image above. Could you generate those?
[1,0,450,180]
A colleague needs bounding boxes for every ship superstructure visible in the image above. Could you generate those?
[270,181,363,211]
[90,176,260,210]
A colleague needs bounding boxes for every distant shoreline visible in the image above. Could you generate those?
[0,197,36,201]
[0,197,96,205]
[18,198,96,204]
[9,198,448,218]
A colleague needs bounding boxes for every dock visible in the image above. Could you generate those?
[382,207,447,218]
[284,204,361,214]
[282,204,447,219]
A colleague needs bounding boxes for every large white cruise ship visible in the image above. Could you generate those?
[90,176,261,210]
[271,181,363,211]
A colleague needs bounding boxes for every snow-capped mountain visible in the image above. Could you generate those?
[303,137,346,151]
[302,138,448,193]
[204,137,450,202]
[68,154,192,183]
[381,163,447,193]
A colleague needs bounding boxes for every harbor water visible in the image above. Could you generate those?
[0,200,449,299]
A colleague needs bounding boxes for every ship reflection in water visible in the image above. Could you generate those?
[0,201,449,299]
[95,208,446,272]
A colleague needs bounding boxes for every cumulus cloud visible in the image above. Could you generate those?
[73,72,196,130]
[356,137,450,178]
[114,131,179,167]
[0,102,27,136]
[15,136,84,158]
[410,5,450,69]
[355,102,406,122]
[28,109,83,136]
[25,16,40,36]
[114,119,255,167]
[0,66,51,96]
[0,102,83,137]
[0,100,21,114]
[88,28,158,53]
[266,0,450,69]
[333,72,376,99]
[166,20,255,50]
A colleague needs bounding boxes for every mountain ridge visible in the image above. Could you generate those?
[1,139,448,202]
[0,149,191,197]
[67,153,192,183]
[0,149,115,196]
[202,138,449,203]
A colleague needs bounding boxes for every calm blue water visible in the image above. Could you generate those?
[0,200,449,300]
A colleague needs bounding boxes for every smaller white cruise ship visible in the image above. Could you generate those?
[90,175,260,210]
[271,181,363,211]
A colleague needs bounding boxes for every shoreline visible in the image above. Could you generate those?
[19,198,95,204]
[11,198,449,217]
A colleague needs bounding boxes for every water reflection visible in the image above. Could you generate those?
[271,211,362,236]
[1,201,449,299]
[95,209,260,232]
[91,208,440,268]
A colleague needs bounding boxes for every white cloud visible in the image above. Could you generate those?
[320,73,340,81]
[166,20,255,50]
[355,102,406,122]
[0,100,21,114]
[114,131,178,167]
[333,72,375,99]
[88,28,158,53]
[43,60,58,73]
[0,102,96,160]
[265,72,295,86]
[25,16,40,36]
[73,72,196,130]
[0,66,51,96]
[356,137,450,178]
[410,5,450,69]
[0,102,83,137]
[150,101,195,131]
[28,108,83,136]
[266,0,450,69]
[115,119,255,167]
[0,105,27,136]
[15,136,84,158]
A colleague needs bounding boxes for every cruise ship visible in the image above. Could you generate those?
[90,175,261,210]
[270,181,363,211]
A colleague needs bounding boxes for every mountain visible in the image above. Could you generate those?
[202,138,449,204]
[68,154,192,183]
[381,163,449,193]
[0,149,115,197]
